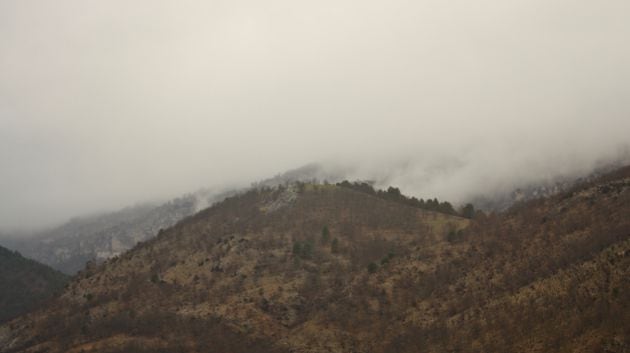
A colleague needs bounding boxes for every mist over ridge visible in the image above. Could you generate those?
[1,0,629,231]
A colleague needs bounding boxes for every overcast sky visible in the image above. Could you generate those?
[1,0,629,231]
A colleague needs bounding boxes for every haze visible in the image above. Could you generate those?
[1,0,629,231]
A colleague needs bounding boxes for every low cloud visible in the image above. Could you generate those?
[1,0,629,231]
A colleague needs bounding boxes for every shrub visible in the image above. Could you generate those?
[461,203,475,219]
[367,262,378,274]
[292,242,303,256]
[381,252,395,265]
[331,238,339,254]
[321,226,330,244]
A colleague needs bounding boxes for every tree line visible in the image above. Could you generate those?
[336,180,476,218]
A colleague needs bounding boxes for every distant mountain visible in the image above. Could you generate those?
[2,166,628,353]
[0,245,68,324]
[0,190,232,274]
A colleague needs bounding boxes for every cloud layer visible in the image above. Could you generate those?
[1,0,629,230]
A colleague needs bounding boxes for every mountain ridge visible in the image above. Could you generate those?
[2,161,623,275]
[2,166,629,352]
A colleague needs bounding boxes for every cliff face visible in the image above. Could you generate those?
[2,168,629,353]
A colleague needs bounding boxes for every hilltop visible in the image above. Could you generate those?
[0,164,343,275]
[1,167,629,352]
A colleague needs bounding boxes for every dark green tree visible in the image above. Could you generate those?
[293,242,303,256]
[367,262,378,274]
[381,252,395,265]
[302,241,314,259]
[387,187,402,197]
[321,226,330,244]
[461,203,475,219]
[331,238,339,254]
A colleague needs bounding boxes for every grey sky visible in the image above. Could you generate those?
[1,0,629,231]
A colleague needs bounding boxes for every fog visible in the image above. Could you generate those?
[1,0,629,231]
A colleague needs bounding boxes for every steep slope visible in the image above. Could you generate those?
[382,167,630,352]
[1,168,629,353]
[0,246,69,324]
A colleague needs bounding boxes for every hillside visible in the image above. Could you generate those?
[1,168,629,353]
[0,164,343,275]
[1,162,616,276]
[0,246,69,324]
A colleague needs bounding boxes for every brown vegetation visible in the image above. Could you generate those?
[1,168,629,353]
